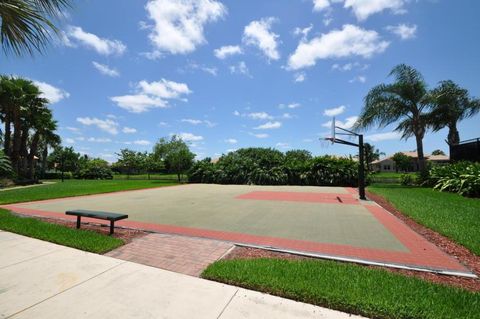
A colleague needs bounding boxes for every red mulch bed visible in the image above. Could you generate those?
[32,216,149,244]
[223,191,480,292]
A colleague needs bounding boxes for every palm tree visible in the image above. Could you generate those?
[428,80,480,147]
[25,98,54,179]
[363,143,385,172]
[0,0,70,56]
[354,64,431,172]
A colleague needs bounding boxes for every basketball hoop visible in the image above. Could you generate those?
[319,117,366,200]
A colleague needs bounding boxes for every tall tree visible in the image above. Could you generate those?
[153,135,195,182]
[428,80,480,147]
[0,0,71,56]
[362,143,385,172]
[354,64,431,172]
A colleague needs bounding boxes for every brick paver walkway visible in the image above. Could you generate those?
[106,233,234,276]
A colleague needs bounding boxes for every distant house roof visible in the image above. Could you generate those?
[371,151,449,164]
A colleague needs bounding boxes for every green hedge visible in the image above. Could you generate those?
[188,148,359,186]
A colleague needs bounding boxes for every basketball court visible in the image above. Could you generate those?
[1,184,474,277]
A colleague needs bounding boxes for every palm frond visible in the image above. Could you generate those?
[0,0,71,56]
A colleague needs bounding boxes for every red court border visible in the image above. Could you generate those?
[0,186,469,274]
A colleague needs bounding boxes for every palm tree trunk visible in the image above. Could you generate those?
[28,132,40,179]
[11,107,22,175]
[447,123,460,146]
[415,135,426,172]
[20,127,29,175]
[3,115,11,156]
[41,145,48,177]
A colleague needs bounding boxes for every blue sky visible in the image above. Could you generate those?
[2,0,479,161]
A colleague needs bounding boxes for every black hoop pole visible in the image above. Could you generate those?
[358,134,366,200]
[323,129,367,200]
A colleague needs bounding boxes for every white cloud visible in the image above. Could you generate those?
[183,61,218,76]
[287,24,389,70]
[313,0,331,12]
[233,110,241,116]
[324,105,346,117]
[181,118,202,125]
[111,78,191,113]
[133,139,151,145]
[344,0,408,21]
[349,75,367,83]
[225,138,238,144]
[293,25,313,40]
[181,119,216,127]
[243,17,280,60]
[276,142,290,149]
[386,23,417,40]
[247,112,273,120]
[138,79,192,99]
[365,131,402,142]
[229,61,250,76]
[176,132,204,142]
[282,113,293,119]
[92,61,120,77]
[143,0,226,56]
[122,127,137,134]
[294,72,306,83]
[65,138,75,144]
[250,133,269,138]
[87,137,112,143]
[76,117,119,135]
[279,103,301,109]
[110,95,166,113]
[332,62,369,72]
[66,26,126,56]
[254,121,282,130]
[33,81,70,104]
[322,116,358,129]
[65,126,79,132]
[214,45,243,59]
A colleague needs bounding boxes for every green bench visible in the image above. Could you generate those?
[66,210,128,235]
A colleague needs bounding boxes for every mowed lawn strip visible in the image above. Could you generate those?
[0,209,123,253]
[202,258,480,319]
[368,184,480,255]
[0,179,179,205]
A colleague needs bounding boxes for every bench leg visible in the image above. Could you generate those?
[76,216,81,229]
[110,221,114,235]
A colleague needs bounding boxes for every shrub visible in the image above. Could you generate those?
[429,161,480,197]
[75,159,113,180]
[188,148,359,187]
[400,174,416,186]
[0,151,13,178]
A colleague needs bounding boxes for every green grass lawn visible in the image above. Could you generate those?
[203,258,480,319]
[0,179,178,205]
[0,209,123,253]
[371,172,406,178]
[368,184,480,255]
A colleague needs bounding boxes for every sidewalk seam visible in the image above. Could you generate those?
[216,288,238,319]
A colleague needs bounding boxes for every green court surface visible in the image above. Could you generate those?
[2,184,472,275]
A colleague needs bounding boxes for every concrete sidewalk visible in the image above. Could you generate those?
[0,231,365,319]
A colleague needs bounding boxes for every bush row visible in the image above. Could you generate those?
[188,148,359,186]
